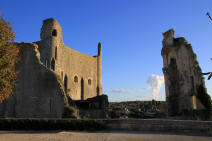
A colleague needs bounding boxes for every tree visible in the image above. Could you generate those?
[0,15,19,102]
[202,72,212,80]
[206,12,212,21]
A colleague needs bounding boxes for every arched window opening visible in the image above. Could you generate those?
[52,29,57,36]
[74,76,78,83]
[55,46,57,60]
[51,58,55,71]
[64,75,68,93]
[81,78,84,100]
[88,79,91,85]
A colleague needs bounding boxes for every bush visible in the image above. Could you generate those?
[128,111,145,118]
[109,110,121,118]
[0,119,106,130]
[182,110,212,120]
[193,110,212,120]
[196,84,212,111]
[63,106,79,118]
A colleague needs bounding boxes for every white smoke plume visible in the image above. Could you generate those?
[147,74,164,100]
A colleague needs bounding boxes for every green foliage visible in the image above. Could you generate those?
[202,72,212,80]
[0,119,105,130]
[63,106,79,118]
[182,110,212,120]
[0,14,20,102]
[128,111,144,118]
[109,110,121,118]
[193,110,212,120]
[196,84,212,111]
[156,111,166,118]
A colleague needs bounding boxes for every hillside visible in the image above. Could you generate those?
[109,101,167,118]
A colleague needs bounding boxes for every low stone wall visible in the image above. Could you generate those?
[103,119,212,135]
[69,95,109,118]
[0,119,211,135]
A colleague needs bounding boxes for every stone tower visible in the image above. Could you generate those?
[40,18,62,71]
[161,29,205,116]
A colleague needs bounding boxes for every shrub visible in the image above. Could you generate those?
[109,110,121,118]
[128,111,144,118]
[196,84,212,111]
[0,119,106,130]
[182,109,212,120]
[63,106,79,118]
[193,110,212,120]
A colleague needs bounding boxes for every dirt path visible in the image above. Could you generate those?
[0,131,211,141]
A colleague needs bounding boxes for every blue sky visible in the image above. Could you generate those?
[1,0,212,101]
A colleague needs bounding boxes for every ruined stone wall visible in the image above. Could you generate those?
[71,95,109,118]
[58,45,99,100]
[104,119,212,135]
[0,43,67,118]
[0,18,104,118]
[161,29,205,116]
[37,18,102,100]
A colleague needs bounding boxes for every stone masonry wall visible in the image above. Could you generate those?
[0,43,67,118]
[38,18,102,100]
[58,45,98,100]
[0,18,105,118]
[103,119,212,135]
[161,29,205,116]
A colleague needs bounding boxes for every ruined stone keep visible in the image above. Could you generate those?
[0,18,103,118]
[38,18,103,100]
[161,29,206,116]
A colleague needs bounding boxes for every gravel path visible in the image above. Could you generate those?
[0,131,211,141]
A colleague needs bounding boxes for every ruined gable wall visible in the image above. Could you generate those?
[0,43,67,118]
[58,45,98,100]
[162,29,205,115]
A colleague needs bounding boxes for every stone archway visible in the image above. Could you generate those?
[64,75,68,93]
[51,58,55,71]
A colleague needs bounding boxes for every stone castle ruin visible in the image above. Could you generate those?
[0,18,210,119]
[38,18,103,100]
[0,18,107,118]
[161,29,207,116]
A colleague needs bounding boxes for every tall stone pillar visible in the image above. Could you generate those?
[161,29,206,116]
[97,42,102,96]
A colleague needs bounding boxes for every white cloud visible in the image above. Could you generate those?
[110,89,132,94]
[146,74,164,100]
